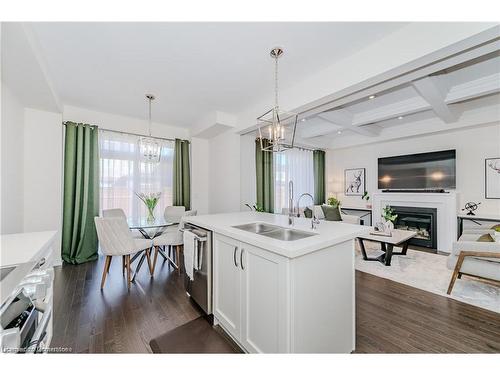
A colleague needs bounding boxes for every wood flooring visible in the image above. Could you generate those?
[51,255,500,353]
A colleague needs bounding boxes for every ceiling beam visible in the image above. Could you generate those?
[445,72,500,104]
[411,76,458,123]
[318,109,381,137]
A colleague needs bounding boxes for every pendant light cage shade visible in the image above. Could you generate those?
[257,107,298,152]
[257,47,298,153]
[139,94,162,163]
[139,136,162,162]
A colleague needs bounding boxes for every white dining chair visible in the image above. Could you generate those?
[164,206,186,225]
[160,206,186,258]
[94,216,153,289]
[102,208,143,238]
[152,210,197,275]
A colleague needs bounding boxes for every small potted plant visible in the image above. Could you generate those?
[327,196,341,208]
[135,192,161,223]
[361,191,371,209]
[382,205,398,233]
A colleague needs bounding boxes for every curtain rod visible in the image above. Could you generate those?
[62,121,189,143]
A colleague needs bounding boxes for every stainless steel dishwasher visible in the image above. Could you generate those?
[183,223,213,316]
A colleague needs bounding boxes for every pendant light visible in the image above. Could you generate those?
[257,47,298,152]
[138,94,162,163]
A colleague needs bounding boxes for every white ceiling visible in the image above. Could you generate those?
[25,22,408,127]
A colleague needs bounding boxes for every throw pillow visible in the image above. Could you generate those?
[304,207,313,218]
[490,224,500,231]
[321,205,342,221]
[477,233,494,242]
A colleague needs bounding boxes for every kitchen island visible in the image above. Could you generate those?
[186,212,368,353]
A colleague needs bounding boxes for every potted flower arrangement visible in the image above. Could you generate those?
[382,205,398,233]
[135,192,161,223]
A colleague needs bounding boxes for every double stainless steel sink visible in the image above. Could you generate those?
[232,222,317,241]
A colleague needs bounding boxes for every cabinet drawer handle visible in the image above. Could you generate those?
[233,246,239,268]
[240,248,245,270]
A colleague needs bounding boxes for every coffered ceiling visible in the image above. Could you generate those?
[294,51,500,149]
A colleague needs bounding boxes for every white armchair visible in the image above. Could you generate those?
[446,233,500,294]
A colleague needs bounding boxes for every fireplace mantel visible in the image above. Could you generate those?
[372,191,458,253]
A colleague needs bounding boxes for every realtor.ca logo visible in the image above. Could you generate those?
[2,346,73,353]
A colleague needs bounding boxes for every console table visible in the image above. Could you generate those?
[341,207,372,226]
[457,214,500,239]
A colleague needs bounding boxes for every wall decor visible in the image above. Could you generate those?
[344,168,366,196]
[485,157,500,199]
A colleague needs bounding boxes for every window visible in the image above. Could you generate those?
[273,147,314,214]
[99,130,174,221]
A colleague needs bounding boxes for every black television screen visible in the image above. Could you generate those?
[378,150,456,190]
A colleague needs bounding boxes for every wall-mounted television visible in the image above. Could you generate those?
[378,149,456,190]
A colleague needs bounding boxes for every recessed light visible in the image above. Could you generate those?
[368,95,376,100]
[337,130,342,134]
[398,116,404,120]
[301,118,306,122]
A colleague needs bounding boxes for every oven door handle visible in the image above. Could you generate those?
[28,307,52,352]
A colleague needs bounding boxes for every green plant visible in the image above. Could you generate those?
[253,204,265,212]
[361,191,370,201]
[495,226,500,233]
[327,196,341,208]
[135,192,161,221]
[382,205,398,223]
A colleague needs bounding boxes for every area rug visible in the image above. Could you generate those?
[149,316,241,353]
[355,243,500,313]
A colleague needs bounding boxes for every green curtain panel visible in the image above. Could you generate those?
[61,122,99,264]
[255,138,274,213]
[173,139,191,210]
[313,150,326,205]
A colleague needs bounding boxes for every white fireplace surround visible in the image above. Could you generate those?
[372,191,458,253]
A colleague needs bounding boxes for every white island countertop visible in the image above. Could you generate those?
[186,212,369,258]
[0,231,57,267]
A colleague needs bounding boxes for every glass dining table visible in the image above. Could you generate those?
[128,218,178,281]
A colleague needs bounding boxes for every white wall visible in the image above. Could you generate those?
[23,108,63,261]
[1,83,25,234]
[326,124,500,216]
[208,130,241,214]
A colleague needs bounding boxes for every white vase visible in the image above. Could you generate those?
[385,220,394,233]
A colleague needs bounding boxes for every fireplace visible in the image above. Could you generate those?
[392,206,437,251]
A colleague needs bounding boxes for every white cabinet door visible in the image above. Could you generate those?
[213,234,241,340]
[240,243,289,353]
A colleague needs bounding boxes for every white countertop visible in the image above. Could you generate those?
[186,212,369,258]
[0,231,57,266]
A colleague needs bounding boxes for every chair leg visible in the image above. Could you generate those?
[152,246,159,274]
[122,256,125,276]
[126,255,131,290]
[176,245,181,275]
[101,256,112,289]
[447,253,466,295]
[145,248,154,276]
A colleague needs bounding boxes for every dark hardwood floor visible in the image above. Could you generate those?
[51,255,500,353]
